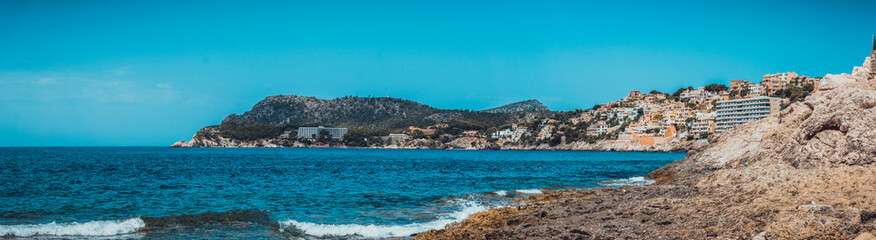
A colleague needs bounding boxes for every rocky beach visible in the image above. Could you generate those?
[415,54,876,239]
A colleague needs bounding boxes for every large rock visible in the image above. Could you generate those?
[418,52,876,240]
[650,62,876,185]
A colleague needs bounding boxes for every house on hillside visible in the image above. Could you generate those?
[586,121,609,135]
[382,134,411,143]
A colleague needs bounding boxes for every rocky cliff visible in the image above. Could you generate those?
[416,53,876,239]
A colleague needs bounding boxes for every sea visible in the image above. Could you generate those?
[0,147,685,239]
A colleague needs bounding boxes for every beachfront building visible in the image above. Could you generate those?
[382,134,411,143]
[492,129,514,138]
[408,126,436,136]
[462,130,479,137]
[715,96,781,133]
[690,115,716,135]
[297,126,348,140]
[492,124,529,140]
[586,121,609,135]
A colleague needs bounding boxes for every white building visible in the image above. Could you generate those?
[716,97,781,133]
[297,126,348,140]
[586,121,609,135]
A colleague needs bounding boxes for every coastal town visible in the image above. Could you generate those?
[312,73,811,149]
[174,70,822,151]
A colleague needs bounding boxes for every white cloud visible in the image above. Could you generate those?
[112,65,131,76]
[36,77,60,85]
[0,68,182,104]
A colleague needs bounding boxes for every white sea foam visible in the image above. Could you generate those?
[280,200,488,238]
[514,189,543,195]
[600,176,655,187]
[0,218,145,237]
[493,190,508,196]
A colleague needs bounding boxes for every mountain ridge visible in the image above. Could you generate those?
[479,99,550,114]
[222,95,553,129]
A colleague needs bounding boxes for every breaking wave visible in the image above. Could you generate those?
[513,189,543,195]
[0,218,144,237]
[599,176,655,187]
[279,200,488,238]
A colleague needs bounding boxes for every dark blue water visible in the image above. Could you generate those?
[0,147,684,239]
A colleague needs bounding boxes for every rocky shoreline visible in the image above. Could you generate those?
[172,128,705,153]
[414,55,876,239]
[171,137,703,153]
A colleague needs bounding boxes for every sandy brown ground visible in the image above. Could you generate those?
[417,167,876,239]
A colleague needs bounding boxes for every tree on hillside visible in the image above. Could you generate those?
[685,102,699,110]
[318,129,331,142]
[704,83,729,92]
[217,122,290,141]
[670,87,693,100]
[739,88,751,97]
[773,83,815,104]
[635,108,644,121]
[653,114,664,122]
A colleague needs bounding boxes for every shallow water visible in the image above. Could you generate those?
[0,147,684,239]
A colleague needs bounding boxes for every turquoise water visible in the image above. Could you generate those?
[0,147,685,239]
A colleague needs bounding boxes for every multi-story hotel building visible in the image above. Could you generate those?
[297,126,348,140]
[716,96,781,133]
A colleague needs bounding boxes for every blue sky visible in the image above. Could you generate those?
[1,0,874,146]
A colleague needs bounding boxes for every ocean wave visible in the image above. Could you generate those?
[513,189,543,195]
[599,176,655,187]
[0,218,144,237]
[140,209,271,228]
[493,190,508,196]
[279,200,488,238]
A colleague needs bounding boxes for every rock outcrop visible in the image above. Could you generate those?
[501,138,704,152]
[171,127,306,148]
[417,52,876,239]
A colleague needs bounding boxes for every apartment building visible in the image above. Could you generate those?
[761,72,798,96]
[730,80,764,98]
[690,115,716,135]
[716,96,781,133]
